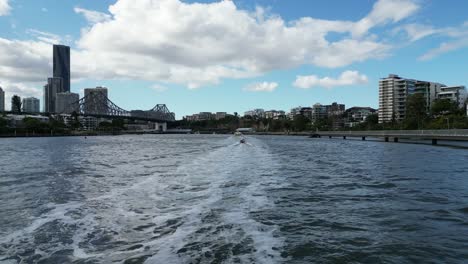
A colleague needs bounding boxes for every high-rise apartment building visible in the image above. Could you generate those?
[56,92,79,114]
[22,97,40,113]
[413,81,445,112]
[379,74,418,123]
[44,77,63,113]
[437,86,467,108]
[84,87,108,115]
[0,87,4,112]
[311,103,328,122]
[379,74,466,123]
[53,45,70,93]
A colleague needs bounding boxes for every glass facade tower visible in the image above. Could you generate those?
[53,45,70,93]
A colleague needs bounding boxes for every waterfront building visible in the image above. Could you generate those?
[22,97,40,113]
[44,77,63,113]
[345,107,377,127]
[53,45,71,93]
[436,86,467,108]
[327,102,346,116]
[413,81,445,111]
[244,109,265,119]
[0,87,4,112]
[80,116,99,130]
[215,112,227,120]
[264,110,286,120]
[184,114,199,121]
[288,107,302,120]
[379,74,418,123]
[198,112,214,121]
[5,114,49,128]
[379,74,467,123]
[311,103,328,122]
[56,92,79,114]
[299,107,313,120]
[84,87,108,115]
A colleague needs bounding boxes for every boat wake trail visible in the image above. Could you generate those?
[146,136,286,263]
[0,136,286,264]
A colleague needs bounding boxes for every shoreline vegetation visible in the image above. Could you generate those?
[1,96,467,138]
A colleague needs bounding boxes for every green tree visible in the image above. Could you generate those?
[0,116,8,133]
[404,94,427,129]
[431,99,459,116]
[292,115,309,131]
[111,119,125,130]
[366,113,379,125]
[70,111,81,130]
[11,95,22,113]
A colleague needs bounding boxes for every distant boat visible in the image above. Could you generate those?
[234,131,243,136]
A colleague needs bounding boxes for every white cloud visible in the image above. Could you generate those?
[0,0,418,90]
[26,29,63,44]
[420,38,468,61]
[293,70,368,89]
[244,82,278,92]
[395,23,439,42]
[0,38,51,82]
[41,7,48,12]
[0,0,11,16]
[74,7,111,24]
[71,0,415,87]
[417,22,468,60]
[352,0,419,37]
[0,81,43,110]
[394,21,468,60]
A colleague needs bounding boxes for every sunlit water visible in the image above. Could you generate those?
[1,135,468,263]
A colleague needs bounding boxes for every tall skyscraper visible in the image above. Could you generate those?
[56,92,79,114]
[22,97,40,113]
[53,45,70,93]
[0,87,4,112]
[84,87,109,115]
[44,77,63,113]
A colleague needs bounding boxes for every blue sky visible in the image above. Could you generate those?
[0,0,467,118]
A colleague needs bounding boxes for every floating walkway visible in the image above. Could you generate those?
[311,129,468,145]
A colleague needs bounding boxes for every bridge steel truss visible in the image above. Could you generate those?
[70,93,175,122]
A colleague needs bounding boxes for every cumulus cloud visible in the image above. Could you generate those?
[74,7,111,24]
[0,81,43,110]
[1,0,418,89]
[293,71,368,89]
[0,0,11,16]
[0,38,51,82]
[244,82,278,92]
[70,0,415,87]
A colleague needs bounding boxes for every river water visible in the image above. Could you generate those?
[1,135,468,263]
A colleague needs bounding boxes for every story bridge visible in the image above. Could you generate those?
[70,92,175,122]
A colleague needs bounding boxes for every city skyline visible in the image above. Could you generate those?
[1,0,468,117]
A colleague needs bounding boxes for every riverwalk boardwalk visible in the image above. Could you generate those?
[311,129,468,145]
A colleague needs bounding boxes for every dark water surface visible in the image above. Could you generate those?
[1,135,468,263]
